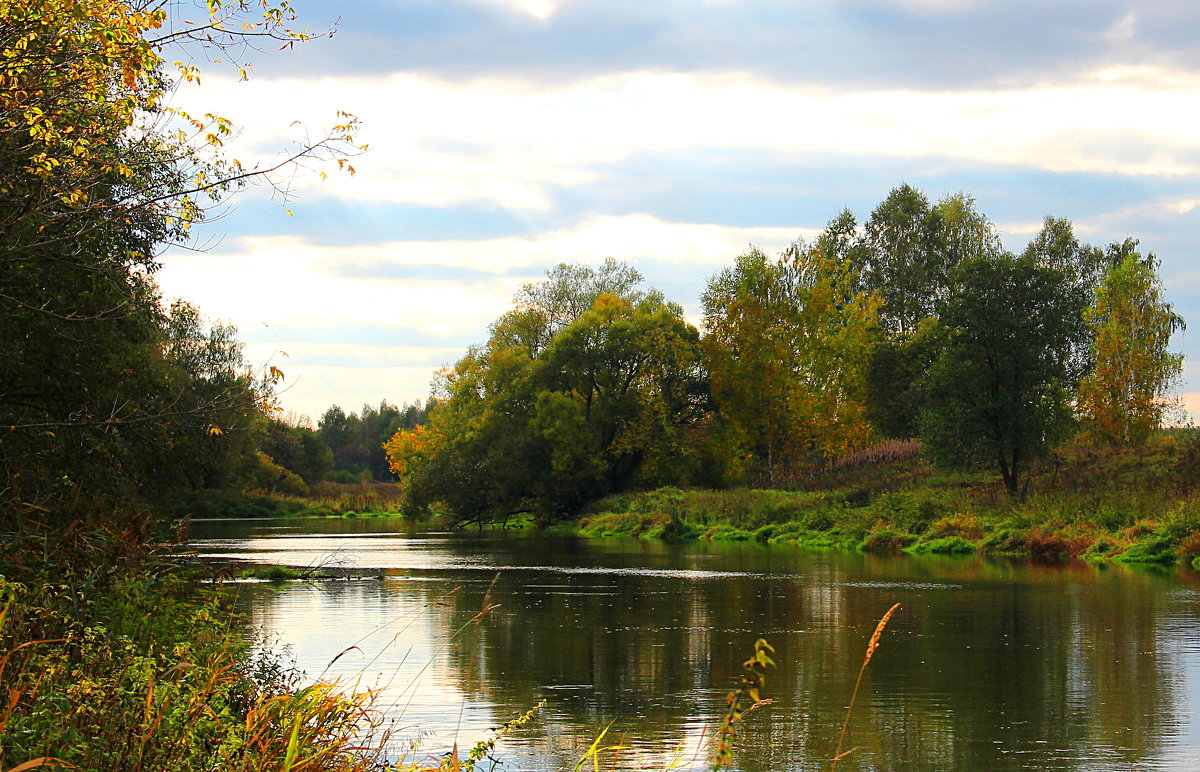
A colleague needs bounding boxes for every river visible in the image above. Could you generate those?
[190,517,1200,771]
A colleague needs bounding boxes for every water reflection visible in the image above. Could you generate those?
[191,519,1200,771]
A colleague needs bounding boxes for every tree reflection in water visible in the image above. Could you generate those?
[197,522,1200,771]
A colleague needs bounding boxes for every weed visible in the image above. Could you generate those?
[832,603,901,771]
[709,638,775,770]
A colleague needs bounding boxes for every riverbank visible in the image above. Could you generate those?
[560,433,1200,566]
[0,515,398,770]
[189,432,1200,567]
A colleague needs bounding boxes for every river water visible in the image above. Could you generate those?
[190,517,1200,771]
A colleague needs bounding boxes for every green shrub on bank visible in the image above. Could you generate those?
[178,489,305,519]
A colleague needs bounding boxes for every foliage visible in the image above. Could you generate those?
[393,264,713,524]
[321,401,431,481]
[0,520,388,771]
[0,0,360,520]
[916,253,1089,496]
[863,319,943,439]
[702,233,880,482]
[855,186,1000,334]
[709,638,775,770]
[384,424,441,484]
[1077,252,1184,446]
[263,418,335,485]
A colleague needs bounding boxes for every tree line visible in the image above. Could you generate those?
[0,0,1179,528]
[386,186,1183,523]
[0,0,361,526]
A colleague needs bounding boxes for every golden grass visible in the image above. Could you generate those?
[832,603,901,771]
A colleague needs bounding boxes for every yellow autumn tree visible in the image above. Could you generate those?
[384,423,443,487]
[1077,253,1184,445]
[702,240,880,482]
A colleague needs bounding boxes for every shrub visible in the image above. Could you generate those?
[860,525,915,553]
[907,536,976,555]
[1115,538,1176,564]
[924,514,983,541]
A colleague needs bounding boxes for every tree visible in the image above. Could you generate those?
[262,418,334,484]
[864,319,943,440]
[388,264,712,524]
[319,401,429,481]
[498,258,646,356]
[917,254,1089,495]
[0,0,360,519]
[702,233,879,482]
[1077,253,1184,445]
[856,185,1000,334]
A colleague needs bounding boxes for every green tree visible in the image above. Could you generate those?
[917,254,1089,495]
[319,401,429,481]
[392,265,711,524]
[1077,253,1184,445]
[857,185,999,334]
[262,418,334,484]
[864,319,943,440]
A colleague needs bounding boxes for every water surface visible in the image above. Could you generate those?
[191,517,1200,771]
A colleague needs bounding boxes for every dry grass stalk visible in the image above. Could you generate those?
[831,603,901,771]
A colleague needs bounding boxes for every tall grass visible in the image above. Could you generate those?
[0,514,393,771]
[832,603,901,771]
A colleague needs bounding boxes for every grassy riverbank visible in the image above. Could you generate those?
[561,433,1200,566]
[0,514,398,771]
[181,481,407,520]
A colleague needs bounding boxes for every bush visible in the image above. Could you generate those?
[907,536,976,555]
[860,526,915,553]
[0,522,388,770]
[1115,537,1176,564]
[177,490,303,519]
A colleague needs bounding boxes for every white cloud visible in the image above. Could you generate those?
[183,66,1200,212]
[160,63,1200,412]
[156,215,806,414]
[1103,10,1138,43]
[476,0,559,20]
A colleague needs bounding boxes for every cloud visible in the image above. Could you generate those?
[257,0,1200,89]
[157,4,1200,416]
[189,67,1200,221]
[157,244,526,337]
[156,214,807,413]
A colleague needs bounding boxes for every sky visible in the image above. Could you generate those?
[155,0,1200,422]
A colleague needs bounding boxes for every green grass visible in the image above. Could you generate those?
[239,564,305,580]
[561,433,1200,565]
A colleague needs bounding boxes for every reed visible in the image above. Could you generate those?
[831,603,901,771]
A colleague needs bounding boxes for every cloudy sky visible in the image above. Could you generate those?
[156,0,1200,421]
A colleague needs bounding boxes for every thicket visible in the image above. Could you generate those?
[0,516,391,770]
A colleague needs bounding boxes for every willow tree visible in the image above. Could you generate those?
[1077,254,1184,445]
